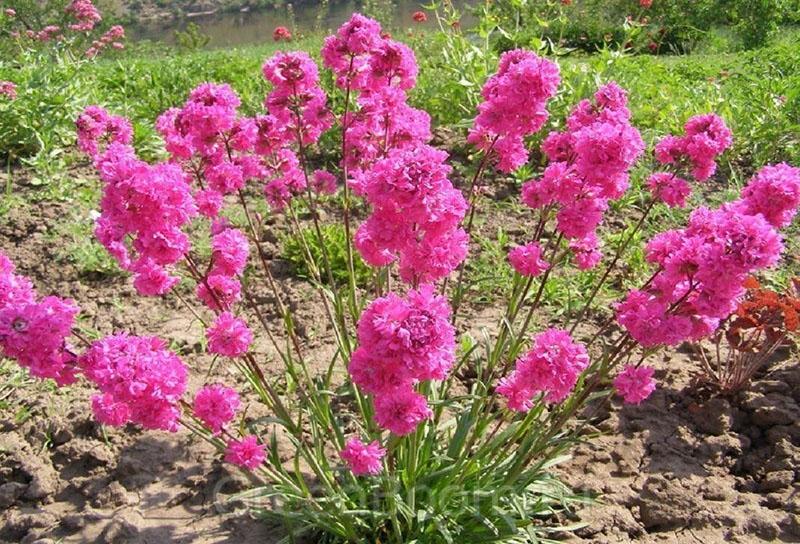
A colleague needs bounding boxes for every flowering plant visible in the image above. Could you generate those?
[2,13,799,543]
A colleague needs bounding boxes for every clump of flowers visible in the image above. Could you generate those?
[0,81,17,100]
[79,334,188,431]
[225,435,266,469]
[497,328,590,410]
[340,438,386,475]
[613,365,656,404]
[616,164,794,348]
[207,312,253,358]
[0,253,79,386]
[194,384,242,434]
[469,49,561,173]
[520,82,644,268]
[273,26,292,41]
[350,285,454,434]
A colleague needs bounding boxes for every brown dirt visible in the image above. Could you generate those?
[1,164,799,543]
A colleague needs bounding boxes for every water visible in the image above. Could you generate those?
[129,0,472,48]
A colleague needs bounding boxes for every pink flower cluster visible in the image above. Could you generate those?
[195,224,249,312]
[469,49,561,173]
[86,24,125,58]
[497,328,589,410]
[613,365,656,404]
[79,334,188,431]
[732,163,800,228]
[617,164,796,347]
[76,105,133,158]
[353,145,469,284]
[521,82,644,269]
[78,105,198,296]
[340,438,386,475]
[508,241,550,277]
[322,16,467,284]
[225,435,266,469]
[66,0,101,32]
[259,51,334,209]
[0,81,16,100]
[648,113,732,207]
[349,286,455,435]
[193,384,241,434]
[0,252,79,386]
[206,311,253,358]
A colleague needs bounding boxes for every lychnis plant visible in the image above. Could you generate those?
[2,13,800,543]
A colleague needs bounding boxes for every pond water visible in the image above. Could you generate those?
[129,0,473,48]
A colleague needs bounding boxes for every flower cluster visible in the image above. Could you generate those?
[648,113,732,206]
[352,145,469,284]
[0,81,17,100]
[195,224,249,312]
[340,438,386,475]
[90,140,197,296]
[508,241,550,278]
[193,384,241,434]
[613,365,656,404]
[469,49,561,173]
[258,52,334,210]
[322,17,467,283]
[66,0,101,32]
[617,164,795,347]
[497,328,589,410]
[521,82,644,268]
[225,435,266,469]
[76,105,133,158]
[206,311,253,358]
[349,286,455,435]
[0,252,79,386]
[732,163,800,228]
[273,26,292,41]
[85,24,125,58]
[79,334,188,431]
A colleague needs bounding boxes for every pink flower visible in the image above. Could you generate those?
[194,384,241,434]
[225,435,265,470]
[340,438,386,475]
[0,81,17,100]
[469,50,561,173]
[569,233,602,270]
[0,294,80,386]
[196,275,242,312]
[613,365,655,404]
[312,169,337,195]
[207,312,253,358]
[272,26,292,41]
[211,228,249,277]
[508,242,550,277]
[497,328,589,409]
[79,334,188,431]
[352,285,455,393]
[373,387,433,435]
[733,163,800,228]
[647,172,691,208]
[640,0,653,8]
[409,10,426,23]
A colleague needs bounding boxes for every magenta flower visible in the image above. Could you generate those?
[373,388,433,436]
[194,384,241,434]
[497,328,589,410]
[647,172,691,208]
[340,438,386,475]
[225,435,266,470]
[207,312,253,358]
[613,365,656,404]
[508,242,550,277]
[79,334,188,431]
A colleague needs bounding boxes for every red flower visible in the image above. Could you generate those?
[412,10,427,23]
[272,26,291,42]
[640,0,653,7]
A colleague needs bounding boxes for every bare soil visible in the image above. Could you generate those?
[1,164,798,543]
